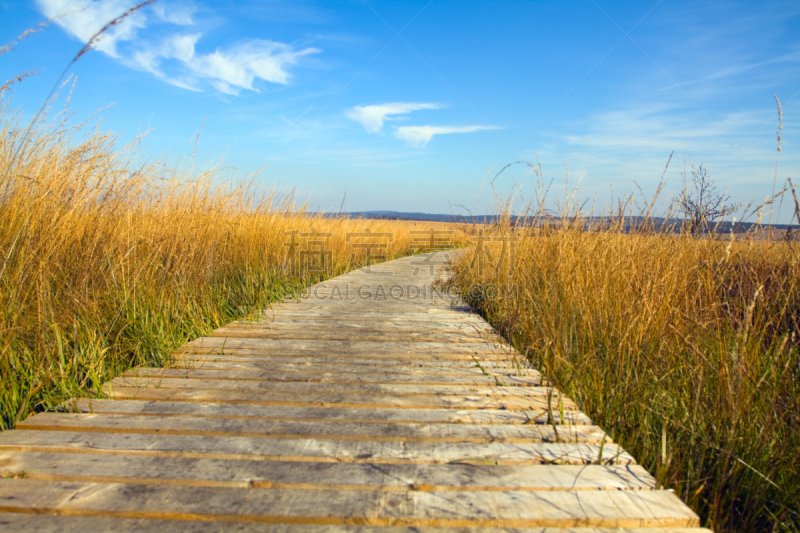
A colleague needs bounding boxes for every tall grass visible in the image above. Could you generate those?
[450,195,800,531]
[0,101,463,430]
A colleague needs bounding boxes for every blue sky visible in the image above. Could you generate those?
[1,0,799,220]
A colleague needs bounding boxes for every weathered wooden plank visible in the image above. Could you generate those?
[175,354,531,372]
[279,284,461,294]
[0,430,636,465]
[275,302,467,308]
[225,303,474,311]
[287,296,468,303]
[250,317,484,325]
[245,313,487,323]
[126,366,541,383]
[17,413,608,444]
[0,515,714,533]
[279,301,468,308]
[127,362,540,379]
[67,399,593,426]
[117,368,541,387]
[208,330,506,344]
[0,452,654,491]
[222,321,497,334]
[232,318,491,328]
[112,377,556,399]
[264,292,460,300]
[177,350,515,362]
[174,350,517,363]
[180,338,518,356]
[100,386,575,411]
[175,344,522,362]
[0,479,700,527]
[263,302,467,311]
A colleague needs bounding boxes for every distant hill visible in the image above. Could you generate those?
[330,211,793,234]
[346,211,476,223]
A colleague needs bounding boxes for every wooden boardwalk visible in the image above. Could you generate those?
[0,253,709,531]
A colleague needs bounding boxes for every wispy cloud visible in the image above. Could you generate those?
[190,41,319,94]
[136,37,320,94]
[658,49,800,92]
[395,125,501,148]
[562,105,768,152]
[36,0,319,94]
[151,2,195,25]
[36,0,149,57]
[347,102,442,133]
[527,100,799,215]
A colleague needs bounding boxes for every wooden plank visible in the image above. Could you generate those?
[232,318,491,328]
[175,349,517,362]
[222,321,496,333]
[175,354,532,371]
[208,330,506,344]
[264,303,467,311]
[180,338,518,356]
[265,297,464,304]
[176,346,516,362]
[258,303,474,309]
[246,313,487,323]
[116,368,541,387]
[128,362,540,379]
[277,301,466,306]
[0,479,700,527]
[280,298,466,305]
[67,399,594,425]
[0,515,714,532]
[17,413,609,444]
[100,386,576,411]
[0,452,654,491]
[217,320,494,331]
[0,430,636,465]
[293,292,456,298]
[112,377,556,398]
[127,365,540,381]
[175,344,512,363]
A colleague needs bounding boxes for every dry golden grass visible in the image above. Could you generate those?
[450,211,800,532]
[0,102,466,429]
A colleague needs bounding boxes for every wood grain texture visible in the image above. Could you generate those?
[0,514,713,532]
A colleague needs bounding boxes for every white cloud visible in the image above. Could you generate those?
[35,0,319,94]
[395,125,501,148]
[151,2,195,25]
[562,105,768,152]
[526,101,800,223]
[192,41,319,93]
[130,33,203,90]
[133,37,319,94]
[36,0,147,57]
[347,102,442,133]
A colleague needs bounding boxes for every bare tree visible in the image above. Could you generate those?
[677,165,740,235]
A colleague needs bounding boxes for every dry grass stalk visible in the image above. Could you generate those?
[450,191,800,531]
